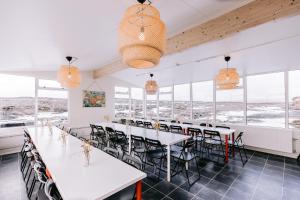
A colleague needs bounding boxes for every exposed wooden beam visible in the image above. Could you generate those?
[93,0,300,79]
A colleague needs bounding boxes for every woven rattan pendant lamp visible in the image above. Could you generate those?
[216,56,240,90]
[57,56,81,89]
[145,73,158,95]
[119,0,166,69]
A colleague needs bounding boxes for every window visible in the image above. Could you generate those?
[174,84,191,120]
[159,86,172,119]
[131,88,144,119]
[0,74,35,127]
[146,94,157,119]
[247,72,285,128]
[289,70,300,128]
[114,87,130,118]
[192,81,214,122]
[216,79,244,124]
[37,88,68,124]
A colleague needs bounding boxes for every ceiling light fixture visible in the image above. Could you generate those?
[145,73,158,95]
[215,56,239,90]
[119,0,166,69]
[57,56,81,89]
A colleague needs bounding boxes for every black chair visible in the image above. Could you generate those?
[120,119,126,124]
[129,120,135,126]
[203,129,225,163]
[170,125,183,134]
[200,123,213,127]
[115,130,129,155]
[216,125,230,129]
[159,119,166,122]
[145,138,167,180]
[105,127,118,148]
[144,121,153,129]
[95,125,107,149]
[171,120,180,123]
[136,120,144,127]
[228,132,248,166]
[171,139,200,186]
[90,124,97,140]
[104,147,120,159]
[159,123,169,132]
[183,122,193,125]
[187,128,203,155]
[131,135,146,166]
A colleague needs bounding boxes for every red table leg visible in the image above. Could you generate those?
[232,132,235,158]
[225,135,228,162]
[136,180,142,200]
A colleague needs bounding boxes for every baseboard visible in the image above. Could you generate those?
[246,145,299,159]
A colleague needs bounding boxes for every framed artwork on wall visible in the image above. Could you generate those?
[83,90,105,107]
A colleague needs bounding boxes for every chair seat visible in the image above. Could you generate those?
[147,149,166,158]
[171,151,197,161]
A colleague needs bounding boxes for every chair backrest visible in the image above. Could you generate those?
[200,123,213,127]
[120,119,126,124]
[171,120,180,123]
[115,130,127,140]
[123,154,143,170]
[105,126,115,133]
[159,119,166,122]
[216,125,230,129]
[129,120,135,126]
[183,122,193,125]
[187,127,202,136]
[44,179,61,200]
[90,124,97,135]
[235,132,244,144]
[136,120,144,127]
[103,147,119,158]
[170,125,183,134]
[203,129,221,141]
[145,138,164,152]
[143,121,153,129]
[159,123,169,132]
[95,125,105,134]
[182,139,196,151]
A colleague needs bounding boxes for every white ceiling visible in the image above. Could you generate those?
[0,0,252,71]
[112,14,300,87]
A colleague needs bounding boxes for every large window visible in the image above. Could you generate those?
[114,87,130,118]
[174,84,191,120]
[247,72,285,128]
[216,79,244,124]
[0,74,35,127]
[146,94,157,119]
[37,79,68,124]
[131,88,144,119]
[159,87,172,119]
[289,70,300,128]
[192,81,214,122]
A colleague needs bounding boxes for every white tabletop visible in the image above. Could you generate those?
[97,122,191,146]
[27,126,146,200]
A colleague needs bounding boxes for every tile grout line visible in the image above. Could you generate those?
[221,150,255,200]
[249,153,269,200]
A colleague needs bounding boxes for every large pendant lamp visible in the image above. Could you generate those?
[216,56,240,90]
[57,56,81,89]
[119,0,166,69]
[145,73,158,95]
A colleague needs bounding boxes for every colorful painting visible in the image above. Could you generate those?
[83,90,105,107]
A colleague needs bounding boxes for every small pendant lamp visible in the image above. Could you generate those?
[216,56,240,90]
[119,0,166,69]
[57,56,81,89]
[145,73,158,95]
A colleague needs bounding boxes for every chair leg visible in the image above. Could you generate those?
[183,161,191,186]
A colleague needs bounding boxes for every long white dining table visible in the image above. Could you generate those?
[96,122,192,182]
[27,126,146,200]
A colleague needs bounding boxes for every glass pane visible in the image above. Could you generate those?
[159,86,172,101]
[0,74,35,127]
[39,79,62,88]
[115,87,129,98]
[131,88,143,100]
[174,84,190,101]
[131,99,144,119]
[247,72,285,128]
[216,78,244,124]
[114,99,130,118]
[37,90,68,124]
[192,81,213,101]
[146,94,157,101]
[146,101,157,119]
[193,102,214,122]
[159,101,172,119]
[174,101,191,121]
[289,70,300,128]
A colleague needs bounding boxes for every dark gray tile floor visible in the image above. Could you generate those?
[1,150,300,200]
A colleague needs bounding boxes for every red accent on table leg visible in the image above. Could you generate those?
[232,132,235,158]
[225,135,229,162]
[136,180,142,200]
